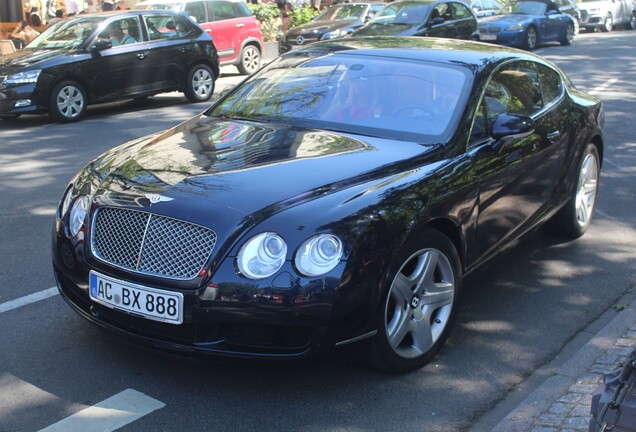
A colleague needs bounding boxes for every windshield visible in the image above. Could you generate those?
[209,52,471,141]
[370,4,431,25]
[500,1,547,15]
[26,16,103,49]
[315,4,368,20]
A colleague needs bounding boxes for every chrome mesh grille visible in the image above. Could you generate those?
[91,207,217,280]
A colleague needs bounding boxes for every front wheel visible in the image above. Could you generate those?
[237,45,261,75]
[545,144,600,238]
[524,26,537,50]
[366,228,461,374]
[601,14,613,32]
[560,23,575,45]
[184,64,215,103]
[49,80,87,123]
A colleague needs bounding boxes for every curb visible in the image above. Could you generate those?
[470,292,636,432]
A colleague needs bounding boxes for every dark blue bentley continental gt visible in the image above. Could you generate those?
[53,37,604,373]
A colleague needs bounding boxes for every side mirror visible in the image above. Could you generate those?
[546,10,558,15]
[491,113,535,140]
[431,17,445,25]
[90,38,112,54]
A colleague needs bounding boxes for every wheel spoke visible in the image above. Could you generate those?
[387,306,410,349]
[393,271,416,303]
[409,318,434,355]
[421,281,454,307]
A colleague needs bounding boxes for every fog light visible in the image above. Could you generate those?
[15,99,32,107]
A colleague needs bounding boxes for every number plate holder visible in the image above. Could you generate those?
[89,271,183,325]
[480,33,497,41]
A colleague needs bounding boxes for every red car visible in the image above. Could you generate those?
[137,0,264,74]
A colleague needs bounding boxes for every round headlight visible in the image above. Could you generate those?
[295,234,343,277]
[69,195,90,237]
[237,233,288,279]
[60,186,74,218]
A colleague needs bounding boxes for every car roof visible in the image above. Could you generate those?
[296,37,551,71]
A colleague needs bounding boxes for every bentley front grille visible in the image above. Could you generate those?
[91,207,217,280]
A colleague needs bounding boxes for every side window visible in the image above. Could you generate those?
[145,15,179,40]
[486,62,543,117]
[100,17,143,46]
[210,1,237,21]
[234,2,252,18]
[451,3,472,18]
[174,15,198,38]
[432,4,450,21]
[184,1,207,24]
[537,63,563,106]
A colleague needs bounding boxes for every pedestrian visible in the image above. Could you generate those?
[101,0,115,11]
[10,20,41,49]
[48,9,65,26]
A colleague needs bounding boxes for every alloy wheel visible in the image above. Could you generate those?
[191,68,213,100]
[56,85,85,120]
[384,248,455,360]
[238,46,261,75]
[575,152,599,229]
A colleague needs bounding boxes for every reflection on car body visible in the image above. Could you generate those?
[53,37,604,373]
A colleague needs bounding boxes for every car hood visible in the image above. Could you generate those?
[88,115,437,222]
[287,19,360,36]
[352,22,418,36]
[479,14,534,27]
[0,48,72,73]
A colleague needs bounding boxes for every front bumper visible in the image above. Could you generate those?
[479,31,526,48]
[0,82,47,116]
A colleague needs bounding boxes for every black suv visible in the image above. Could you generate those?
[0,10,220,122]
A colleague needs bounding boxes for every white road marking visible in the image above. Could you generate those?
[38,388,165,432]
[589,78,618,95]
[0,287,58,315]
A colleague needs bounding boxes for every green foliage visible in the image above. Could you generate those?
[247,3,319,42]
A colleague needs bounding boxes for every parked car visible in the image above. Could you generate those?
[0,10,220,122]
[467,0,503,17]
[53,36,604,373]
[136,0,264,74]
[575,0,636,32]
[279,2,385,54]
[478,0,576,49]
[555,0,582,33]
[351,0,479,40]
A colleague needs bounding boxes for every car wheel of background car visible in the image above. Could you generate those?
[365,228,461,373]
[524,26,537,50]
[601,14,613,32]
[184,64,215,103]
[573,17,580,35]
[49,81,87,123]
[545,143,600,238]
[237,45,261,75]
[629,12,636,30]
[560,23,575,45]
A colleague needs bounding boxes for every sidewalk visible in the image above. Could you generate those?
[470,295,636,432]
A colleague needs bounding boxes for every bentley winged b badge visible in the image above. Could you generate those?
[144,193,174,205]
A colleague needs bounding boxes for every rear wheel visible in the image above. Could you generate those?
[560,23,575,45]
[49,81,87,123]
[524,26,537,50]
[237,45,261,75]
[573,17,580,35]
[545,144,600,238]
[629,12,636,30]
[365,228,461,374]
[184,64,215,103]
[601,14,613,32]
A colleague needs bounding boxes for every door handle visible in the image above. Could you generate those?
[179,47,188,53]
[137,52,147,60]
[235,23,244,28]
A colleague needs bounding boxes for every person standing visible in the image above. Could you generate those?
[65,0,80,16]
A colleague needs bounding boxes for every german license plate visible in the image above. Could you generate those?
[480,33,497,41]
[89,271,183,324]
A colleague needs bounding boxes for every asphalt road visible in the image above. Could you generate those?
[1,31,635,432]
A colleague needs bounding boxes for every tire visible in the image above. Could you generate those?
[524,26,537,50]
[601,14,613,32]
[573,17,580,35]
[49,81,87,123]
[236,45,261,75]
[545,144,600,238]
[629,12,636,30]
[184,64,215,103]
[560,23,575,45]
[365,228,462,374]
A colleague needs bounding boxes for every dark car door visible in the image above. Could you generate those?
[420,3,453,37]
[468,60,568,262]
[84,16,151,101]
[142,13,199,92]
[449,1,478,39]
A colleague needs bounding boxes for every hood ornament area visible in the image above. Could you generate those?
[144,193,174,205]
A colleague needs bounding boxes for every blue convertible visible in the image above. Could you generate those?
[478,0,575,49]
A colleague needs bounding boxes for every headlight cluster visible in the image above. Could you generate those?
[59,186,90,237]
[320,28,351,40]
[237,232,343,279]
[5,70,41,85]
[505,24,525,31]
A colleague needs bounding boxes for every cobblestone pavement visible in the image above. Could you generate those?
[529,323,636,432]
